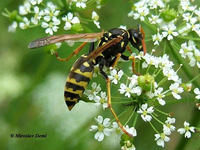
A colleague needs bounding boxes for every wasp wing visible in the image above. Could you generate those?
[28,32,104,49]
[85,37,123,61]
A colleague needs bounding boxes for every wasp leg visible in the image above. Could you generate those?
[126,45,132,54]
[55,42,87,61]
[107,53,122,68]
[89,42,95,53]
[129,56,140,76]
[98,63,133,137]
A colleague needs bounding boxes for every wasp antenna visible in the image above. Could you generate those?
[139,26,145,39]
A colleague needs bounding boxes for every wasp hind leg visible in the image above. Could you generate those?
[55,42,88,61]
[99,63,133,137]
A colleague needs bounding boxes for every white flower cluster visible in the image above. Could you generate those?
[84,82,108,110]
[90,116,137,142]
[86,51,194,148]
[154,117,176,147]
[128,0,200,45]
[117,53,183,106]
[179,41,200,68]
[7,0,101,34]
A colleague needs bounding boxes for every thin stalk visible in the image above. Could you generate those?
[154,107,169,116]
[149,121,159,134]
[151,114,164,125]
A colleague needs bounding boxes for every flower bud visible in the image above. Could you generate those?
[160,8,177,22]
[137,74,155,91]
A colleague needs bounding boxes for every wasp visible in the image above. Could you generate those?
[28,25,146,137]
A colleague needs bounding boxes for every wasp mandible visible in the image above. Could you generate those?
[29,25,146,137]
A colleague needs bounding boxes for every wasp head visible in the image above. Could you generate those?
[128,25,146,55]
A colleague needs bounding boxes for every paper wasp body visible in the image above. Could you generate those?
[29,26,146,137]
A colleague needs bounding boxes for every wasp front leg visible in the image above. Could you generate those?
[55,42,88,61]
[98,62,133,137]
[129,55,140,76]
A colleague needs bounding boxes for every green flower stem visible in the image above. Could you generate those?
[137,58,140,74]
[132,112,138,127]
[149,121,159,134]
[151,113,164,125]
[146,64,151,74]
[153,68,162,78]
[154,107,169,116]
[61,0,67,8]
[110,107,131,123]
[157,76,167,87]
[124,108,135,125]
[177,36,200,41]
[145,38,153,42]
[163,40,167,55]
[186,73,200,85]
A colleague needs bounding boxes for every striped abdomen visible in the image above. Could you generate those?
[65,55,95,110]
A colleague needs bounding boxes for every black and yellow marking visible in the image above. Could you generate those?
[65,54,95,110]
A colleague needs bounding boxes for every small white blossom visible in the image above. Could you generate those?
[92,11,100,28]
[84,82,101,100]
[148,15,162,24]
[41,16,60,35]
[180,0,196,12]
[19,17,30,29]
[121,141,136,150]
[179,42,193,59]
[163,117,176,135]
[137,103,154,122]
[177,121,195,138]
[62,12,80,30]
[152,32,163,45]
[163,67,179,82]
[169,83,184,100]
[195,8,200,18]
[8,21,18,32]
[158,54,174,69]
[109,69,124,84]
[162,23,179,40]
[89,116,112,142]
[73,0,87,9]
[154,87,166,105]
[118,83,135,98]
[112,122,123,139]
[31,6,44,24]
[124,125,137,137]
[92,11,99,21]
[148,0,165,9]
[186,17,200,36]
[19,1,31,15]
[94,91,108,109]
[194,88,200,99]
[43,2,60,22]
[155,132,170,147]
[133,7,149,21]
[30,0,43,5]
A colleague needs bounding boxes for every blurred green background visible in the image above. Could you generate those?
[0,0,200,150]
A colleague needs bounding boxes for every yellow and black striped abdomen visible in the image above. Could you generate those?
[65,55,95,110]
